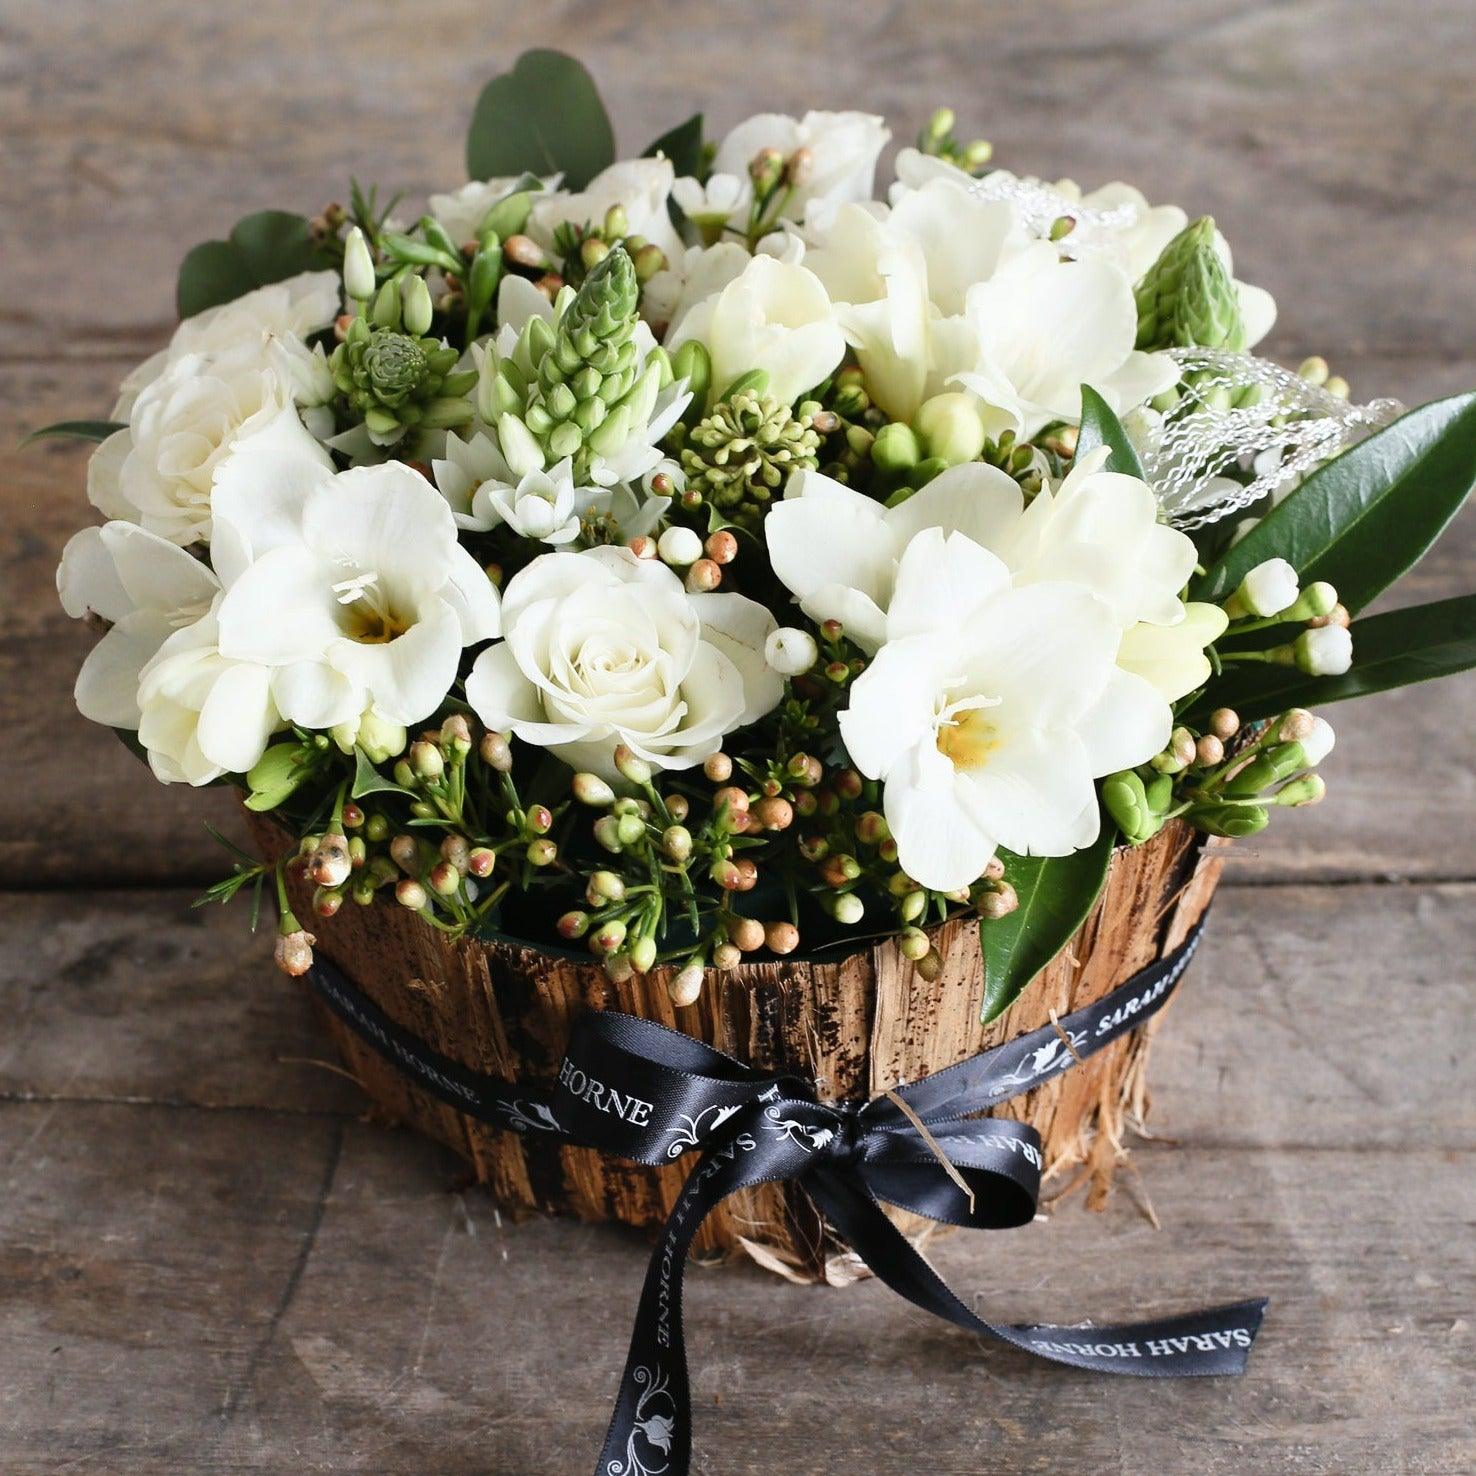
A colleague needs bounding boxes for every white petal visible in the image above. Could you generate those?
[764,480,894,610]
[86,430,135,520]
[960,727,1101,857]
[269,659,365,730]
[74,610,175,728]
[465,641,592,745]
[838,635,949,779]
[216,545,342,666]
[101,522,220,615]
[58,527,131,622]
[331,597,462,726]
[691,593,783,725]
[1075,666,1171,776]
[883,461,1025,565]
[195,662,279,773]
[443,545,502,643]
[884,744,998,892]
[885,528,1012,639]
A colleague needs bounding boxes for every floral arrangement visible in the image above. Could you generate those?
[48,51,1476,1021]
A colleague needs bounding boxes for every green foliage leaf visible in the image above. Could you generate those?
[466,50,615,193]
[1196,392,1476,613]
[644,112,704,177]
[1188,594,1476,724]
[1075,384,1146,479]
[350,746,415,800]
[22,419,124,447]
[981,824,1116,1023]
[177,210,324,318]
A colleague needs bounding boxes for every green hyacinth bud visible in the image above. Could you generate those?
[1134,217,1246,352]
[1191,803,1270,839]
[872,421,921,474]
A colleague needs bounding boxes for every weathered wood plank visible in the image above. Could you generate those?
[2,1,1474,363]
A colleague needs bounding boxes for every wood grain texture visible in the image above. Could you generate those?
[1,882,1471,1474]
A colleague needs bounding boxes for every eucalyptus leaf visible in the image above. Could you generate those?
[177,209,324,318]
[1075,384,1146,479]
[22,419,124,447]
[1188,593,1476,723]
[981,824,1116,1023]
[644,112,704,177]
[1195,392,1476,612]
[466,50,614,192]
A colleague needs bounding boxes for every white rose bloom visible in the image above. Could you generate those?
[57,521,222,728]
[112,270,341,418]
[428,174,560,244]
[667,255,845,408]
[212,442,500,728]
[529,157,682,261]
[136,603,280,785]
[91,348,307,546]
[839,529,1170,891]
[711,110,890,232]
[465,547,781,779]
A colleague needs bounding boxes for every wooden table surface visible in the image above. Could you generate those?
[3,2,1473,1471]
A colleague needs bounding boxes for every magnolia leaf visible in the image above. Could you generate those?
[23,419,124,446]
[350,746,415,800]
[981,824,1116,1024]
[466,50,615,192]
[1196,392,1476,613]
[1188,593,1476,724]
[177,210,323,318]
[1075,384,1146,479]
[644,112,704,177]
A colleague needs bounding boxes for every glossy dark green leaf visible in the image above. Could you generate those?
[981,824,1116,1023]
[22,419,124,446]
[644,112,704,176]
[1187,593,1476,724]
[1195,392,1476,613]
[466,50,615,192]
[1075,384,1146,478]
[177,210,323,318]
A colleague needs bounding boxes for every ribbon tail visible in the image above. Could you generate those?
[804,1170,1266,1378]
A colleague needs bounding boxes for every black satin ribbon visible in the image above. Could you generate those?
[305,920,1266,1475]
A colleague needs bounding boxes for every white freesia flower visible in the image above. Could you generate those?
[643,241,753,339]
[838,529,1170,890]
[56,521,222,728]
[212,442,500,728]
[671,173,752,235]
[952,245,1179,436]
[465,547,781,778]
[712,110,889,232]
[432,438,586,543]
[529,157,681,261]
[1116,602,1228,702]
[428,173,559,244]
[90,349,311,546]
[668,255,844,407]
[134,603,280,785]
[111,270,341,419]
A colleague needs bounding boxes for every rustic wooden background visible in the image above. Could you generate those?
[3,1,1473,1471]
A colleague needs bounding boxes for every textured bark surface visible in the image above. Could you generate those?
[252,815,1221,1273]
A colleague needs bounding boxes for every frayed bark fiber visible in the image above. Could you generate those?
[252,815,1221,1280]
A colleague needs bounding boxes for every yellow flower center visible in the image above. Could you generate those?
[333,570,410,644]
[935,690,1003,771]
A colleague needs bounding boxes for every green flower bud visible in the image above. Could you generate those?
[616,811,645,847]
[572,772,616,807]
[342,226,376,303]
[1191,803,1269,839]
[872,421,921,474]
[671,339,711,415]
[400,274,434,337]
[629,935,658,974]
[244,742,313,812]
[1276,774,1327,807]
[914,392,986,466]
[1102,770,1162,845]
[1134,217,1246,352]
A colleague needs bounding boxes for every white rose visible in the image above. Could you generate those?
[112,270,341,418]
[712,111,890,233]
[465,547,781,779]
[92,350,306,546]
[427,174,559,245]
[667,255,844,408]
[211,436,500,728]
[136,604,280,785]
[529,157,682,261]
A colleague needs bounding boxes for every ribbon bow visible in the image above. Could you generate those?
[306,921,1265,1476]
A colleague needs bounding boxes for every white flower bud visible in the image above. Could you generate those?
[343,226,376,303]
[401,274,434,337]
[1238,558,1300,618]
[657,526,703,568]
[1295,625,1353,676]
[1299,715,1336,766]
[668,962,704,1007]
[764,626,818,676]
